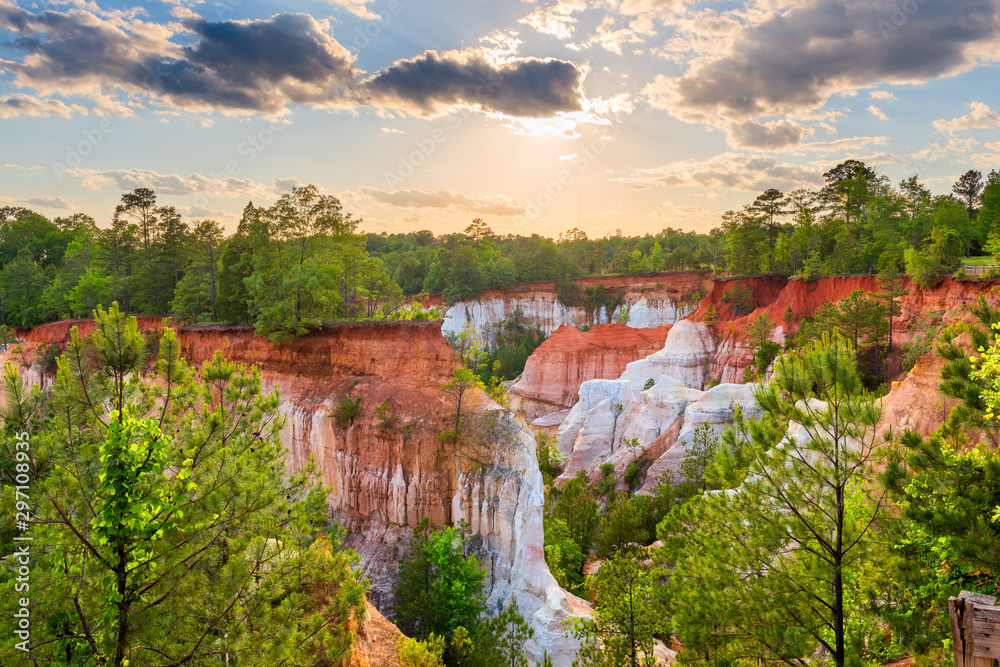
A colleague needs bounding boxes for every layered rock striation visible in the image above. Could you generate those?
[510,323,671,421]
[11,318,585,664]
[442,271,713,339]
[550,320,763,489]
[549,275,1000,496]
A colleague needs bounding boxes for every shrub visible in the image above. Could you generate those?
[375,400,398,429]
[332,396,362,429]
[720,281,755,317]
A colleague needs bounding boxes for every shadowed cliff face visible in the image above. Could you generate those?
[11,318,587,665]
[510,323,672,420]
[442,271,714,339]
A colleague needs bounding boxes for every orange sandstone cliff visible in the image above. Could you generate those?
[8,319,586,665]
[547,275,1000,494]
[510,323,672,420]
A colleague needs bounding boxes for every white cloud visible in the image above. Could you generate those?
[620,152,823,192]
[934,102,1000,132]
[869,90,897,101]
[0,96,89,119]
[868,105,888,121]
[63,168,288,199]
[519,0,587,40]
[326,0,379,20]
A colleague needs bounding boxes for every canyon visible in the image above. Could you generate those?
[506,273,996,495]
[3,271,993,665]
[4,318,585,665]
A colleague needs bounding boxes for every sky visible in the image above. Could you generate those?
[0,0,999,238]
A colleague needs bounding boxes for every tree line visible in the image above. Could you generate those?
[0,161,995,339]
[720,162,1000,284]
[0,185,413,339]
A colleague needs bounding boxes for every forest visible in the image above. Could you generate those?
[2,162,996,333]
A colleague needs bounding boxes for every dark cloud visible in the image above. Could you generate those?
[0,5,585,118]
[726,120,806,150]
[357,51,584,117]
[0,8,355,112]
[664,0,1000,122]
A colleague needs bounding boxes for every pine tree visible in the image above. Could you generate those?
[570,553,662,667]
[877,265,909,352]
[0,304,366,665]
[658,333,889,667]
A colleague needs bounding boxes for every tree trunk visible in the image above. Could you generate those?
[833,483,846,667]
[209,247,217,322]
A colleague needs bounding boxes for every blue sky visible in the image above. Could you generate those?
[1,0,999,236]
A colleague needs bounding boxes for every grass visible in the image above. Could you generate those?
[963,255,997,265]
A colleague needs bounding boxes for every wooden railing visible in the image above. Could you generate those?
[950,591,999,667]
[962,264,1000,276]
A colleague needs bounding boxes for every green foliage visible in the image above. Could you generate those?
[595,496,648,559]
[642,378,655,391]
[880,427,1000,653]
[678,424,720,495]
[569,552,663,667]
[934,295,1000,446]
[901,309,944,371]
[481,307,547,382]
[743,313,779,379]
[333,395,363,429]
[720,280,755,317]
[441,366,486,446]
[398,634,446,667]
[545,470,600,578]
[0,303,367,666]
[545,516,586,591]
[375,399,399,429]
[658,333,889,667]
[465,596,534,667]
[395,521,487,645]
[596,462,617,496]
[536,433,564,486]
[580,283,626,322]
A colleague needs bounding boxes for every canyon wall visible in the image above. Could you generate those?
[692,274,1000,384]
[10,319,585,665]
[546,275,1000,492]
[442,271,713,339]
[510,323,671,421]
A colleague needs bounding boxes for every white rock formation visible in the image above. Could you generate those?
[442,293,693,340]
[553,320,763,491]
[453,406,590,665]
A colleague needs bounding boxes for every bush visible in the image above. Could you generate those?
[375,400,398,429]
[720,281,755,317]
[40,343,61,373]
[643,378,655,391]
[536,433,564,486]
[332,395,362,429]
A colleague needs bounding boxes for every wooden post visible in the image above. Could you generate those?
[950,591,999,667]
